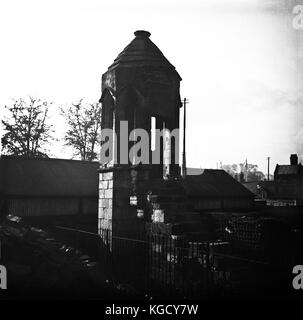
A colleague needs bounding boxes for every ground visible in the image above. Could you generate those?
[0,217,140,300]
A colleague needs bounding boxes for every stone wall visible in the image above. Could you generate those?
[98,167,146,238]
[98,171,113,233]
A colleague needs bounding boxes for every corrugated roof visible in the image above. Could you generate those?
[184,169,253,198]
[0,157,99,197]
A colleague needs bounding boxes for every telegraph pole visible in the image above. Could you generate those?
[182,98,189,177]
[267,157,270,181]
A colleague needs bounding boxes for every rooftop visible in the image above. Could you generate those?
[107,30,180,76]
[184,169,254,198]
[274,164,301,176]
[0,156,99,197]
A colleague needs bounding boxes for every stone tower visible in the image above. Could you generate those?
[98,30,182,239]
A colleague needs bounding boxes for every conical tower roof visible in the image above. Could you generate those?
[108,30,179,76]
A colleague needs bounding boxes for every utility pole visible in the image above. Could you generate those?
[182,98,189,177]
[267,157,270,181]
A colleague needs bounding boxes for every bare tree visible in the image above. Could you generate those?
[1,97,54,158]
[61,99,101,161]
[222,162,265,182]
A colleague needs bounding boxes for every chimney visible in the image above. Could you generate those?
[290,154,298,165]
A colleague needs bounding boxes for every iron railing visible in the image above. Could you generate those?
[53,225,295,298]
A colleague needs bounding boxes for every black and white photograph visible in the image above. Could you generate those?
[1,0,303,308]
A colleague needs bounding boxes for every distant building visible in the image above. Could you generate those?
[0,156,98,217]
[243,154,303,207]
[273,154,303,205]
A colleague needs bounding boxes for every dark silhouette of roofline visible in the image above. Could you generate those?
[0,155,99,165]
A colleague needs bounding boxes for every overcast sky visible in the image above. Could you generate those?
[0,0,302,173]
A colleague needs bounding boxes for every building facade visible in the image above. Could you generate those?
[0,156,99,218]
